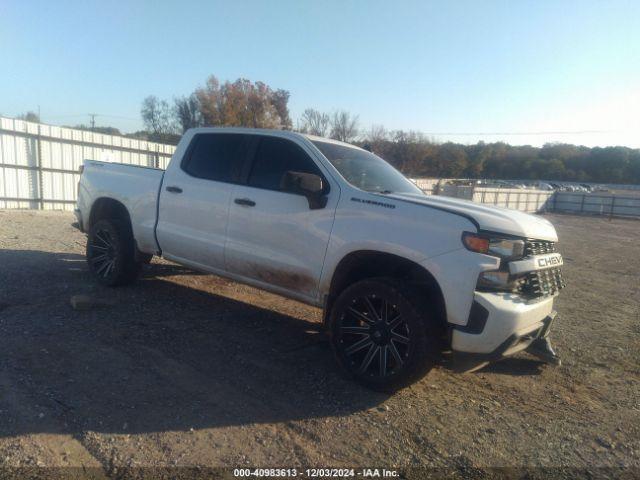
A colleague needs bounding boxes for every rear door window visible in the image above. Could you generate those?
[182,133,250,183]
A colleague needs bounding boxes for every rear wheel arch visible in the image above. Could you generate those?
[324,250,447,331]
[88,197,133,232]
[88,197,151,263]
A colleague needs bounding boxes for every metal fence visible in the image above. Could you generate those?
[412,178,640,218]
[470,188,555,213]
[429,186,640,218]
[553,192,640,218]
[0,116,175,211]
[419,182,555,213]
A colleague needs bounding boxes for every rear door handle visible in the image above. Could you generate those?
[165,186,183,193]
[234,198,256,207]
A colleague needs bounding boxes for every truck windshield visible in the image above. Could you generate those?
[311,140,423,195]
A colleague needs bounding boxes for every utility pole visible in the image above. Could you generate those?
[89,113,97,131]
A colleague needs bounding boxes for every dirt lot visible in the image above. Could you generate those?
[0,210,638,477]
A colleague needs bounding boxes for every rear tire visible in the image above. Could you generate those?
[329,277,438,391]
[86,219,141,286]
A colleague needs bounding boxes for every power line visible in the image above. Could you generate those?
[43,113,139,121]
[42,114,93,119]
[97,114,140,120]
[419,130,612,136]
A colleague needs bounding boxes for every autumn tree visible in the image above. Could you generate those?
[330,110,359,142]
[174,94,202,132]
[194,76,291,129]
[298,108,330,136]
[194,76,221,126]
[368,124,388,145]
[271,89,292,129]
[141,96,177,142]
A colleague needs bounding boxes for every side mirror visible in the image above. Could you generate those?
[281,171,328,210]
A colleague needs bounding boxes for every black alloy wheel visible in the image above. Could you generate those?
[330,278,435,391]
[86,219,140,286]
[339,294,410,377]
[88,227,118,280]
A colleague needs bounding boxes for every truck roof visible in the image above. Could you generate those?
[184,127,364,151]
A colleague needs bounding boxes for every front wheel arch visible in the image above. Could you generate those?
[323,250,447,332]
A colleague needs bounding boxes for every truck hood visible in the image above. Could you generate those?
[387,193,558,242]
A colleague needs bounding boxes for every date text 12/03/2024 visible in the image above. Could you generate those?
[233,468,400,478]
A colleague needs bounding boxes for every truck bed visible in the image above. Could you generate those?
[76,160,165,254]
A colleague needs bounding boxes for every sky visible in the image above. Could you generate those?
[1,0,639,147]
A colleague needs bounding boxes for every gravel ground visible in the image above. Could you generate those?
[0,210,638,477]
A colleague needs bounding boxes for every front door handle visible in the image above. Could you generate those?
[234,198,256,207]
[165,186,183,194]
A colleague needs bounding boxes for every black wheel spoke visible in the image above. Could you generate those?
[363,297,381,322]
[379,345,388,377]
[90,253,108,263]
[391,332,410,345]
[95,231,110,247]
[340,326,370,335]
[104,260,115,278]
[90,244,108,251]
[388,314,403,330]
[345,336,374,355]
[358,344,379,374]
[96,260,111,276]
[347,307,375,325]
[389,341,404,367]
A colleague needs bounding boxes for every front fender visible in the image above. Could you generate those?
[419,249,499,327]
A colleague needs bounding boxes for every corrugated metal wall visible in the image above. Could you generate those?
[553,192,640,217]
[0,116,175,211]
[470,188,554,213]
[415,182,639,217]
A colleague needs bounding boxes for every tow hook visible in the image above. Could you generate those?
[527,337,561,366]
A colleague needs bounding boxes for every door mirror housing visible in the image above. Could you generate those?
[281,171,328,209]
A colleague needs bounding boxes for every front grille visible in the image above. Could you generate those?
[524,239,557,256]
[518,267,566,298]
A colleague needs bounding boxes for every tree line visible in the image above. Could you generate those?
[21,74,639,184]
[140,76,640,184]
[360,130,640,184]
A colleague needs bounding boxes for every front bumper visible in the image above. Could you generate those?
[451,291,557,371]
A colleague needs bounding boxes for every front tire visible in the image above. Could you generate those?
[86,219,141,286]
[329,278,437,391]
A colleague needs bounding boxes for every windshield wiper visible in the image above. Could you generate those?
[376,190,394,194]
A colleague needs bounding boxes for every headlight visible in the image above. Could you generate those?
[477,270,525,292]
[462,232,525,260]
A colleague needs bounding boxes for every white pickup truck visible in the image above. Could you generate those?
[75,128,564,390]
